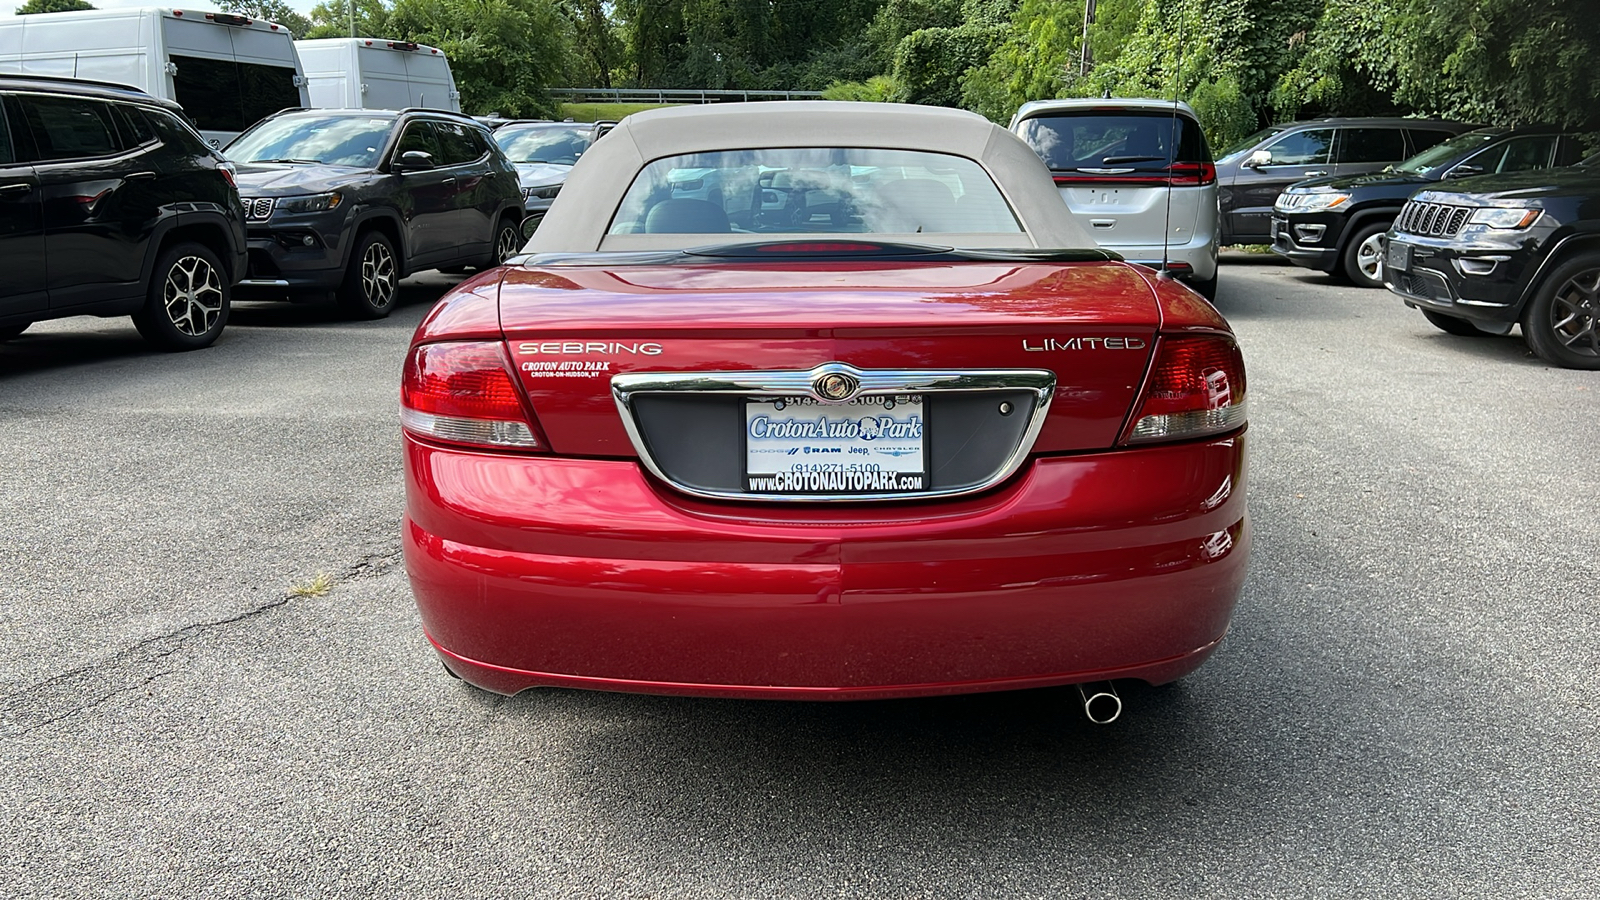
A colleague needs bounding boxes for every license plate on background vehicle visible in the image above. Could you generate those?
[744,395,927,494]
[1386,239,1411,274]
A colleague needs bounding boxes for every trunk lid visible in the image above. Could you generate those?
[498,260,1161,457]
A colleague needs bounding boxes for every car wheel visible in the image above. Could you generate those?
[0,322,30,341]
[1341,223,1389,288]
[1189,274,1218,301]
[488,217,522,267]
[1420,309,1489,337]
[1522,254,1600,369]
[131,242,230,351]
[338,230,399,319]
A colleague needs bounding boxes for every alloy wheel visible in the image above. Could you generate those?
[1355,232,1384,282]
[495,225,521,264]
[362,241,397,310]
[163,255,225,336]
[1548,267,1600,357]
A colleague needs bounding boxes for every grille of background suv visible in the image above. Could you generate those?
[1397,200,1471,238]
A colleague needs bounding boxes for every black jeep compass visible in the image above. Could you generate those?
[226,109,524,318]
[1,76,246,350]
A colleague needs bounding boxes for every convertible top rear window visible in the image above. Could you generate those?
[606,147,1022,238]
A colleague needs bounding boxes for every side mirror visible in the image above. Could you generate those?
[394,150,435,172]
[1445,163,1484,180]
[1245,149,1272,169]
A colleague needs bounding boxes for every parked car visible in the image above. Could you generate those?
[401,102,1250,718]
[295,38,461,113]
[1383,151,1600,368]
[491,120,603,237]
[1215,117,1475,246]
[0,7,310,148]
[225,108,524,318]
[1272,126,1588,286]
[0,75,246,349]
[1009,98,1219,298]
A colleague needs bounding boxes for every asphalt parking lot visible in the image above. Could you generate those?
[2,255,1596,899]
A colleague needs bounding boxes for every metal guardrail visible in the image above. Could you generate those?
[549,88,825,104]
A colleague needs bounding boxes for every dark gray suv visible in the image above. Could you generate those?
[1215,117,1477,245]
[227,109,524,318]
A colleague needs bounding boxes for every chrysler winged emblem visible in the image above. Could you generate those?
[814,372,859,401]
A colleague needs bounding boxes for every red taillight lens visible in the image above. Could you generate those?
[1168,161,1217,186]
[1124,336,1247,444]
[218,162,237,189]
[1054,161,1216,187]
[401,342,544,451]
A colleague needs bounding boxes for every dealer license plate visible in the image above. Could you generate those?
[744,395,927,494]
[1386,239,1411,274]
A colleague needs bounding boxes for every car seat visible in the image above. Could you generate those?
[644,198,731,233]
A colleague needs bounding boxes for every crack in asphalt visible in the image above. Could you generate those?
[0,547,402,739]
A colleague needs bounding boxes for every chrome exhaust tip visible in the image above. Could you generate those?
[1076,681,1122,724]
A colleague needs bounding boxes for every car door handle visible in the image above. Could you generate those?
[1303,170,1327,177]
[441,176,457,185]
[0,183,31,196]
[124,171,156,181]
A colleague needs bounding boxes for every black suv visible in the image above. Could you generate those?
[226,109,524,318]
[1,76,246,349]
[1383,152,1600,368]
[1272,126,1587,287]
[1214,117,1476,246]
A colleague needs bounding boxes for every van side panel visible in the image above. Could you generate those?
[0,10,156,92]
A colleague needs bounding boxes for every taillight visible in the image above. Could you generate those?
[1168,162,1217,186]
[1123,336,1246,444]
[218,161,237,189]
[401,342,544,451]
[1053,161,1216,187]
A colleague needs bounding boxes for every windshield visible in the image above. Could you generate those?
[1216,127,1285,164]
[607,147,1021,240]
[495,125,592,165]
[225,115,395,167]
[1395,129,1505,175]
[1015,111,1210,171]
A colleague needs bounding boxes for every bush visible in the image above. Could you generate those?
[821,75,903,103]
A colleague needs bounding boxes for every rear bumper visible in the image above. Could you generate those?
[403,432,1250,699]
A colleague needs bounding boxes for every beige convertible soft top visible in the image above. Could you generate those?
[524,101,1098,253]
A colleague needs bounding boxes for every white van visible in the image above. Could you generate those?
[295,38,460,113]
[0,7,309,148]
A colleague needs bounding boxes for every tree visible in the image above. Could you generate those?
[14,0,94,12]
[226,1,313,37]
[384,0,572,117]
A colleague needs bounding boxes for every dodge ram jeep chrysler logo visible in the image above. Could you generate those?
[1021,337,1148,351]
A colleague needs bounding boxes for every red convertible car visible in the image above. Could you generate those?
[401,103,1249,718]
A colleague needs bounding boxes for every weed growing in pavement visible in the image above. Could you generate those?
[288,572,334,598]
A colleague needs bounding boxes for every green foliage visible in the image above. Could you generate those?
[14,0,94,12]
[821,74,902,101]
[960,0,1079,122]
[384,0,571,117]
[304,0,393,39]
[226,1,312,37]
[892,23,1007,106]
[863,0,964,70]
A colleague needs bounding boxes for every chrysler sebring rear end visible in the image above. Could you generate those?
[400,103,1249,701]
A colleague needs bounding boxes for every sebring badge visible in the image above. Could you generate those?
[813,372,860,401]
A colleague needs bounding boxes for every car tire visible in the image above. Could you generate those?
[1189,274,1218,301]
[1341,222,1389,288]
[337,230,399,319]
[1421,309,1489,337]
[131,242,230,351]
[485,216,522,268]
[0,322,30,341]
[1521,254,1600,369]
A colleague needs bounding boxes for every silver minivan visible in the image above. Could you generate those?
[1010,98,1218,298]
